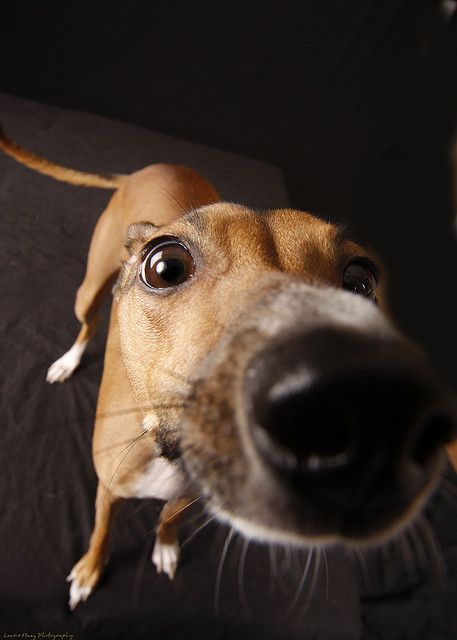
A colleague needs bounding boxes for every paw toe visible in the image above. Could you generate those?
[46,344,85,384]
[69,578,92,610]
[152,540,180,579]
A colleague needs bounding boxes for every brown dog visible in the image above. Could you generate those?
[1,126,455,611]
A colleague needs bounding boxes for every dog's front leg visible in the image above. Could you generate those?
[67,483,123,610]
[152,496,195,579]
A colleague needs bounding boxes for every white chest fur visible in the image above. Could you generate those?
[135,456,185,500]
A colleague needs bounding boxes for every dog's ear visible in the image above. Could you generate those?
[124,222,158,256]
[115,222,159,298]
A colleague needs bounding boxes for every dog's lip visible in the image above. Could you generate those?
[206,488,432,548]
[193,448,444,547]
[208,497,420,548]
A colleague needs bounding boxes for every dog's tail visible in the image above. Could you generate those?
[0,124,124,189]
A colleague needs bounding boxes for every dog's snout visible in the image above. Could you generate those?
[246,328,455,496]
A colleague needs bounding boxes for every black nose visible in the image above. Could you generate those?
[246,328,455,494]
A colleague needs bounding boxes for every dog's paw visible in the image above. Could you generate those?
[67,573,92,611]
[66,553,102,610]
[152,539,180,579]
[46,343,85,384]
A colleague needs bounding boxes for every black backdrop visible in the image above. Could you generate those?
[1,2,457,638]
[1,0,456,387]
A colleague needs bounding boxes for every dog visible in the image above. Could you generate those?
[1,124,456,612]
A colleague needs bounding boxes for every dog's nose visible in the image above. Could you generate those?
[246,328,455,494]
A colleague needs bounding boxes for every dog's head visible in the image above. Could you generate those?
[115,203,456,546]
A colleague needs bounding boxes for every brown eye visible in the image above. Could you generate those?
[343,261,377,301]
[140,237,195,289]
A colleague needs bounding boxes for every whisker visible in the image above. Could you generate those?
[394,530,415,575]
[185,199,197,213]
[353,546,371,586]
[91,432,151,476]
[322,548,329,602]
[96,401,190,420]
[269,544,288,592]
[298,548,321,620]
[154,181,189,215]
[268,543,278,595]
[103,431,147,503]
[290,546,304,583]
[415,514,446,584]
[144,503,204,537]
[237,537,251,618]
[93,434,147,456]
[181,513,217,549]
[408,519,429,572]
[214,527,235,615]
[110,432,150,461]
[130,535,154,612]
[378,540,395,584]
[285,548,313,616]
[161,497,201,527]
[284,544,292,574]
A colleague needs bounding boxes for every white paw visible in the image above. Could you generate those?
[66,571,92,610]
[152,539,180,579]
[46,342,86,384]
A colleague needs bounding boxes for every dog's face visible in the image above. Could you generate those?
[115,203,455,546]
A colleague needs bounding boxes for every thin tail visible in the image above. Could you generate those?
[0,124,125,189]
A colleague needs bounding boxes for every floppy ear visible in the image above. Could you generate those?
[114,222,159,297]
[124,222,158,256]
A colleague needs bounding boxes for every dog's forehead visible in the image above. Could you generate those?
[177,203,343,257]
[185,202,336,235]
[264,207,341,259]
[171,203,367,280]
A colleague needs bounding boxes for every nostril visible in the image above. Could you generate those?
[411,411,456,465]
[249,375,359,476]
[251,422,354,476]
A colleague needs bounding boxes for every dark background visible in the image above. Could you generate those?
[1,0,457,386]
[1,2,457,639]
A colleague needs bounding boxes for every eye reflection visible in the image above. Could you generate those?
[140,238,195,289]
[343,262,377,300]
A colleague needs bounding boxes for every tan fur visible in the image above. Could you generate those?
[447,440,457,469]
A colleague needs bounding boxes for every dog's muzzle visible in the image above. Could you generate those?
[182,282,457,544]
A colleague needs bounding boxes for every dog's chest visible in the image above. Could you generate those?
[134,456,185,500]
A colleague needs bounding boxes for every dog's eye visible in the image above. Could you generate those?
[343,261,377,300]
[140,237,195,289]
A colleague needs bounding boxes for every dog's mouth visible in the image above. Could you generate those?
[180,285,456,548]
